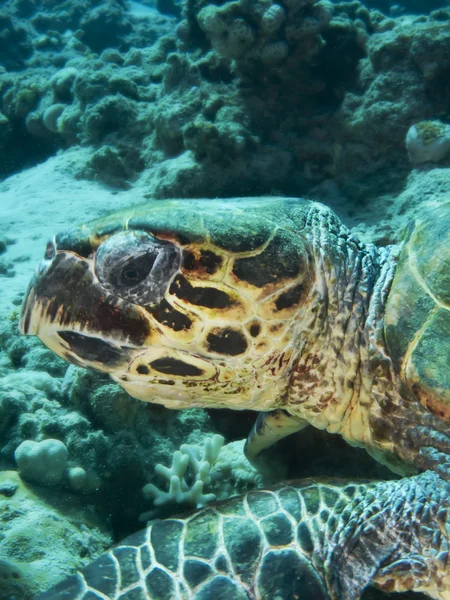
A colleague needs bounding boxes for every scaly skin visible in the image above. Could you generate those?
[38,472,450,600]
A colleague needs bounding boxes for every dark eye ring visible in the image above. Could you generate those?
[118,253,157,287]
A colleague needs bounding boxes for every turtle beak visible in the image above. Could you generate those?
[19,250,151,372]
[19,280,37,336]
[21,237,58,335]
[20,259,51,335]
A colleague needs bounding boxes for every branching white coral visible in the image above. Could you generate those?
[142,435,268,520]
[143,434,225,509]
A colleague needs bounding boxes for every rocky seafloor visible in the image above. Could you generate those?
[0,0,450,598]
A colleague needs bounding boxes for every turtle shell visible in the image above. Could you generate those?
[385,202,450,419]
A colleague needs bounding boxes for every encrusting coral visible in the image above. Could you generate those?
[188,0,333,66]
[14,438,68,486]
[406,120,450,165]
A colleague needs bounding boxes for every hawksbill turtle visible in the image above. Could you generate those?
[19,197,450,600]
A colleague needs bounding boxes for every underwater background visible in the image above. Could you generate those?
[0,0,450,598]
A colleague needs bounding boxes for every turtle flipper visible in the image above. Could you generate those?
[244,409,308,463]
[370,397,450,481]
[329,471,450,599]
[36,471,450,600]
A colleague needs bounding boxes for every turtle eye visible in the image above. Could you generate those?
[95,230,181,305]
[118,253,157,287]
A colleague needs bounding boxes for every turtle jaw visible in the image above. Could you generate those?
[19,251,151,374]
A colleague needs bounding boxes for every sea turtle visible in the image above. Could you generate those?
[19,197,450,600]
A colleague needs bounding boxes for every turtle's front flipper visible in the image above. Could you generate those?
[36,471,449,600]
[328,471,450,599]
[244,409,308,464]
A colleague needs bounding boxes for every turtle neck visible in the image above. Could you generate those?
[287,204,401,451]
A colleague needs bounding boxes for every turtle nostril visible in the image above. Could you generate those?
[44,241,56,260]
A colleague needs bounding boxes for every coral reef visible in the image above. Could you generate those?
[0,471,110,600]
[1,0,449,199]
[334,12,450,198]
[0,0,175,179]
[187,0,333,65]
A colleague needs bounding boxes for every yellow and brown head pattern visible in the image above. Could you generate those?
[20,198,316,410]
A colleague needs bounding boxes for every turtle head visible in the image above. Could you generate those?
[20,198,315,410]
